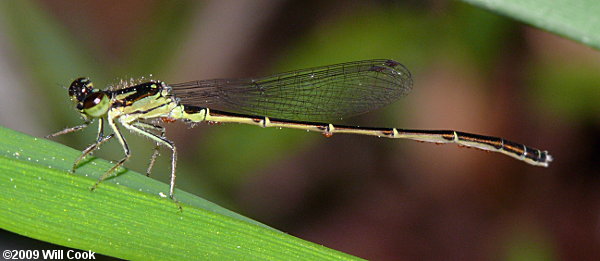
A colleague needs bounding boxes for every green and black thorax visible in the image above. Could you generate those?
[68,77,174,119]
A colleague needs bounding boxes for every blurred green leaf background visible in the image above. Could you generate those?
[1,0,599,260]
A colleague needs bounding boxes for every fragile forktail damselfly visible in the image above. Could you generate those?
[47,59,552,200]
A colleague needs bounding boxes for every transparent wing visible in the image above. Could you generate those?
[169,59,412,121]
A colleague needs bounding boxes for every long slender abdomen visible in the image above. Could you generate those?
[173,105,552,167]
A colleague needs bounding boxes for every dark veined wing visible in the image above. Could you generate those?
[169,59,412,121]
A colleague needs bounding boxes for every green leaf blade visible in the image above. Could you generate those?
[0,126,361,260]
[462,0,600,49]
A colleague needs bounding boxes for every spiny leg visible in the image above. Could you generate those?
[91,116,130,191]
[45,120,92,138]
[71,118,114,172]
[124,121,178,200]
[131,121,165,177]
[147,145,161,177]
[47,118,116,173]
[72,134,114,173]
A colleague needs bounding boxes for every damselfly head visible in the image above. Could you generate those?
[68,77,110,118]
[69,77,94,103]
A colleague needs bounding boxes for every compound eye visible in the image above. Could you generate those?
[82,92,106,109]
[81,92,110,117]
[69,77,93,101]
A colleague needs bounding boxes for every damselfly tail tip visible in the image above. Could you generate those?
[535,151,553,167]
[545,151,553,163]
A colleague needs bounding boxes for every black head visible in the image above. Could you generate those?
[68,77,94,103]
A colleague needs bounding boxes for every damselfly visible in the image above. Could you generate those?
[47,59,552,200]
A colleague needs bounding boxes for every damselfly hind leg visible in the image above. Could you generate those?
[125,121,179,204]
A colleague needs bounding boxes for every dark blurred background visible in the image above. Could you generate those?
[1,0,599,260]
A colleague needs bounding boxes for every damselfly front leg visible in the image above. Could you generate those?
[45,121,92,138]
[91,112,131,192]
[47,119,113,172]
[71,118,114,173]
